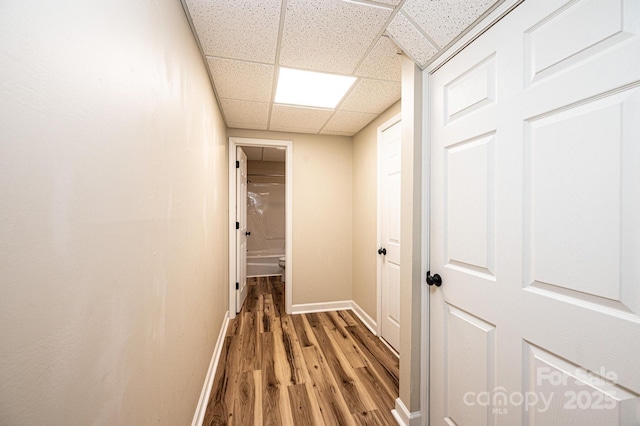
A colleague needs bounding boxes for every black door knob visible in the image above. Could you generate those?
[426,271,442,287]
[245,231,251,236]
[378,247,387,255]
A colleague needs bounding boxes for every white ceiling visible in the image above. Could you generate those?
[242,146,286,162]
[182,0,502,136]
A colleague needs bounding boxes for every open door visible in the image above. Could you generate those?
[236,146,248,313]
[428,0,640,424]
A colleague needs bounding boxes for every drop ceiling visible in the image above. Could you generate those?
[181,0,502,136]
[242,146,286,162]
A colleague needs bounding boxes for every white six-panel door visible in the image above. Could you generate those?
[236,147,248,313]
[429,0,640,424]
[380,120,402,352]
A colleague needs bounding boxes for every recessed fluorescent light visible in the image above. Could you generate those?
[275,67,357,109]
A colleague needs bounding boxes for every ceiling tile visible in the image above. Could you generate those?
[403,0,498,48]
[270,105,333,133]
[221,99,270,128]
[386,12,438,68]
[262,148,286,162]
[323,110,379,135]
[207,58,274,102]
[340,79,400,114]
[241,146,264,161]
[184,0,500,133]
[356,36,402,81]
[185,0,281,63]
[279,0,393,74]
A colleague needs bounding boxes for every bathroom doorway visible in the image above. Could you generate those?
[243,146,285,278]
[228,137,292,318]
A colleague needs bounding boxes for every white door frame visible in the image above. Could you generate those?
[377,113,402,338]
[419,1,525,424]
[228,137,293,319]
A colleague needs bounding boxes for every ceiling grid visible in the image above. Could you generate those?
[182,0,504,136]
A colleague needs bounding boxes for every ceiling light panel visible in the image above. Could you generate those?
[279,0,392,74]
[185,0,281,63]
[275,68,357,109]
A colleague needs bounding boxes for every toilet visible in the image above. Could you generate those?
[278,257,285,282]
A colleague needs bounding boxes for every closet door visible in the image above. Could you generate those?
[429,0,640,424]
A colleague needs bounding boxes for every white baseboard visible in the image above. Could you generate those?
[291,300,352,314]
[392,397,421,426]
[191,311,230,426]
[350,300,378,336]
[378,334,400,358]
[292,300,379,337]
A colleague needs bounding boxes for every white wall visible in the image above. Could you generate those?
[228,129,353,305]
[0,0,228,424]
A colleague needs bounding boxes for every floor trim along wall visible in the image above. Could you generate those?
[191,311,230,426]
[291,300,378,337]
[291,300,353,314]
[350,300,377,336]
[392,397,422,426]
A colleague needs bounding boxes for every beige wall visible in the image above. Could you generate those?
[351,101,401,319]
[247,160,286,176]
[399,57,424,412]
[228,129,353,305]
[0,0,228,424]
[247,160,286,184]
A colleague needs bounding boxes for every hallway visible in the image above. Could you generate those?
[204,277,399,425]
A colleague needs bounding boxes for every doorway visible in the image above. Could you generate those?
[228,137,293,319]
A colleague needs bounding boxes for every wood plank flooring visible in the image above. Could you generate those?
[203,276,399,426]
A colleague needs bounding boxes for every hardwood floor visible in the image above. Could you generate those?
[203,276,399,426]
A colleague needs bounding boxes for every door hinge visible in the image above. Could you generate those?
[236,282,239,290]
[236,160,240,169]
[235,222,239,230]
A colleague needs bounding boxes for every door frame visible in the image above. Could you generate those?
[419,1,525,424]
[228,137,293,319]
[377,113,402,338]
